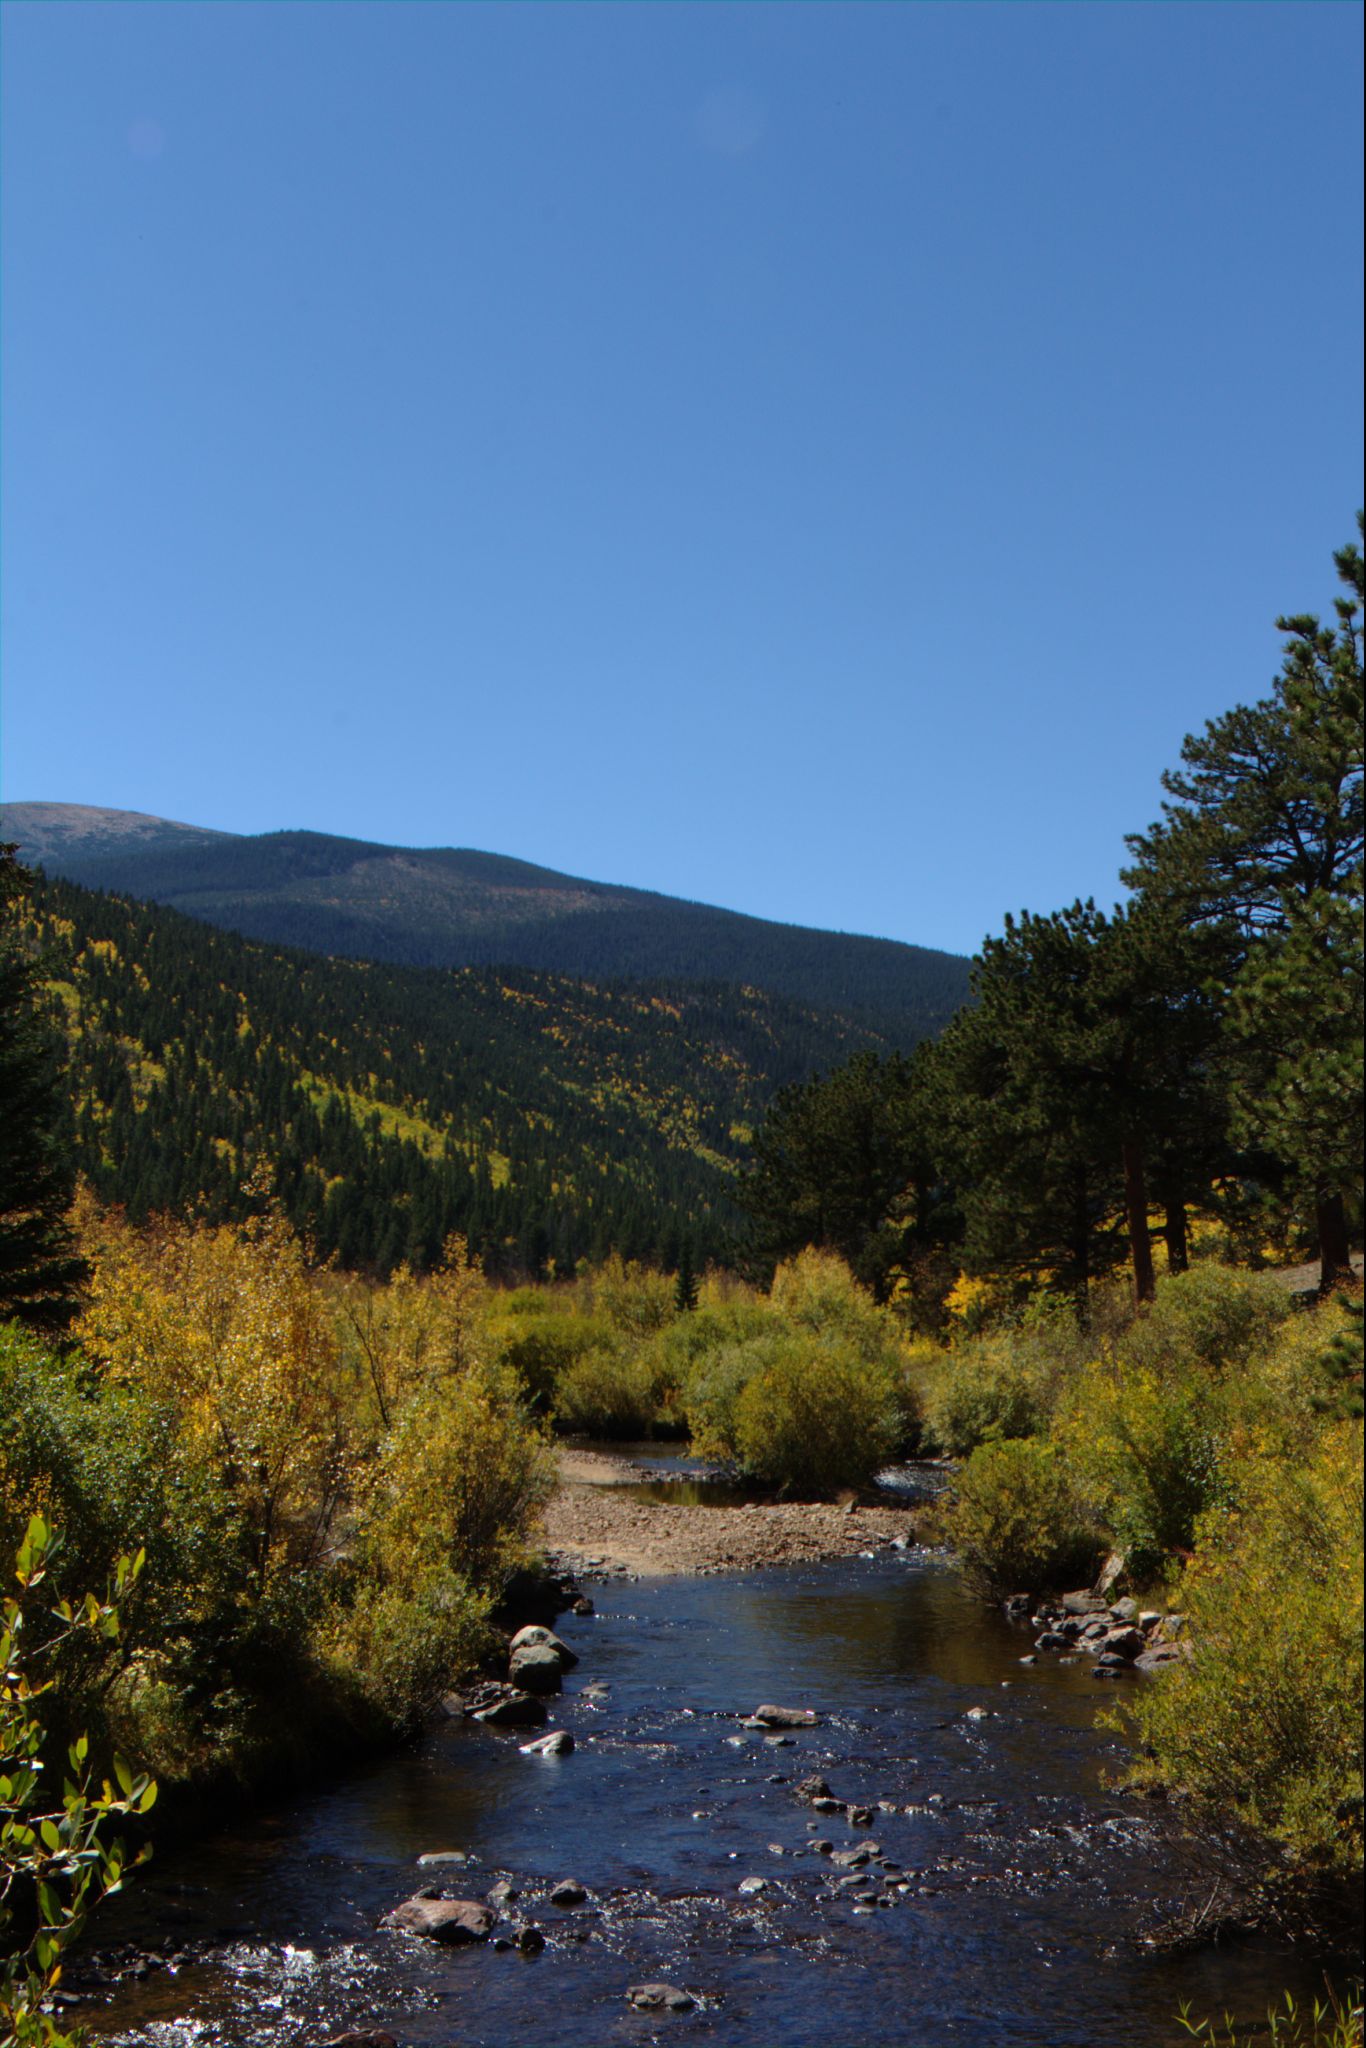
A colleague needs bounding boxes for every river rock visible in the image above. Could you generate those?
[795,1774,833,1803]
[1061,1591,1109,1616]
[486,1880,520,1908]
[737,1875,768,1895]
[324,2033,399,2048]
[1101,1626,1146,1660]
[509,1624,580,1669]
[810,1796,845,1815]
[509,1644,564,1694]
[750,1704,820,1728]
[571,1594,595,1615]
[381,1898,496,1944]
[517,1924,546,1953]
[1134,1644,1185,1674]
[628,1983,696,2012]
[519,1730,575,1756]
[416,1850,467,1867]
[467,1684,548,1728]
[550,1879,588,1907]
[830,1846,874,1868]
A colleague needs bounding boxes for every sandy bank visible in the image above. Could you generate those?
[542,1449,918,1576]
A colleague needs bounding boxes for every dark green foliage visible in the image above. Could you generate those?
[26,873,908,1278]
[738,1049,955,1300]
[927,899,1234,1301]
[1310,1295,1364,1421]
[0,847,88,1332]
[4,812,972,1037]
[1125,517,1364,1277]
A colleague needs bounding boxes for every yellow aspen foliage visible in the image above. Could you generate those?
[76,1206,350,1587]
[332,1234,487,1431]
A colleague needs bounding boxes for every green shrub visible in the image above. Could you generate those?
[1055,1358,1240,1575]
[553,1343,672,1438]
[323,1564,491,1729]
[497,1310,608,1413]
[1125,1426,1363,1918]
[1118,1264,1293,1380]
[921,1334,1052,1456]
[950,1437,1101,1595]
[731,1334,907,1496]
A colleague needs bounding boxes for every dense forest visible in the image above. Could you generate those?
[3,807,972,1032]
[21,872,903,1276]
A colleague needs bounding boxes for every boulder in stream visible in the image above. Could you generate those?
[549,1879,588,1907]
[519,1729,574,1756]
[470,1686,548,1728]
[750,1704,820,1728]
[509,1643,564,1694]
[381,1897,496,1944]
[628,1983,696,2012]
[509,1624,580,1669]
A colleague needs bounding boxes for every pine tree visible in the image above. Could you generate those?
[1124,518,1364,1285]
[0,846,89,1331]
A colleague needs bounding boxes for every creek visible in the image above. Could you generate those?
[86,1458,1333,2048]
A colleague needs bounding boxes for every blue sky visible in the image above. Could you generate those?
[2,1,1361,958]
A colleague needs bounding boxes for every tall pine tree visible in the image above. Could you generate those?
[0,846,89,1331]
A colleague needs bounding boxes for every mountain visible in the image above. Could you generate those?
[3,803,969,1035]
[25,871,903,1277]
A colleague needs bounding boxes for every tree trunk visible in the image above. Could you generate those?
[1071,1171,1092,1321]
[1162,1182,1189,1274]
[1316,1188,1354,1292]
[1122,1140,1156,1305]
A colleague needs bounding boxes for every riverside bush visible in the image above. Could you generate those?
[920,1333,1053,1457]
[951,1437,1101,1595]
[496,1309,610,1415]
[731,1333,906,1495]
[1054,1358,1240,1575]
[1125,1424,1363,1943]
[553,1342,675,1437]
[682,1254,918,1490]
[1118,1264,1294,1380]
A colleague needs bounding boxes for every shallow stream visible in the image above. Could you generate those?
[85,1518,1337,2048]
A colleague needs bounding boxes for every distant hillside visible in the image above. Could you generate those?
[26,872,900,1277]
[4,802,969,1035]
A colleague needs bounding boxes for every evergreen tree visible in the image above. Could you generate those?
[0,847,89,1331]
[1124,518,1365,1284]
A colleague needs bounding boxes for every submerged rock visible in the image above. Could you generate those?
[381,1897,495,1944]
[466,1683,548,1728]
[519,1729,575,1756]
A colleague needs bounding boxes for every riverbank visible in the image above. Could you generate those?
[543,1447,919,1574]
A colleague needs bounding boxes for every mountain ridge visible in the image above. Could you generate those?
[3,801,970,1034]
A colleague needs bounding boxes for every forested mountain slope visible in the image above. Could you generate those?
[26,873,898,1276]
[4,803,969,1032]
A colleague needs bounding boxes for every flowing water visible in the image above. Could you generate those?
[84,1470,1335,2048]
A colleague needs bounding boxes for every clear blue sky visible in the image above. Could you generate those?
[2,2,1361,958]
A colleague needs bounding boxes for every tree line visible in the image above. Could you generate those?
[742,522,1364,1309]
